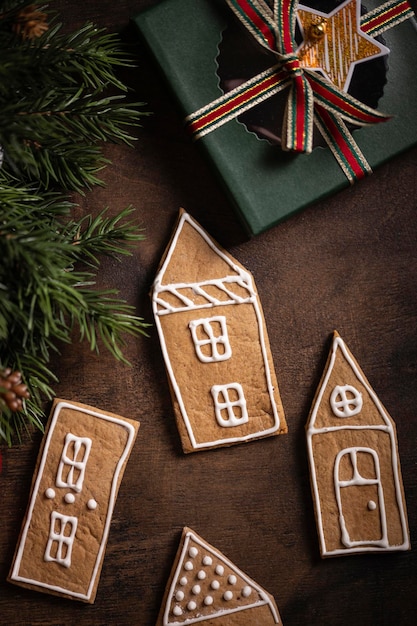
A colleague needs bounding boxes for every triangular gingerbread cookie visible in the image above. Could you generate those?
[306,331,410,557]
[157,527,282,625]
[151,209,286,453]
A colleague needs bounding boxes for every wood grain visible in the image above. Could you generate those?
[1,1,416,624]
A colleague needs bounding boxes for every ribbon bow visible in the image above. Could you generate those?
[186,0,413,182]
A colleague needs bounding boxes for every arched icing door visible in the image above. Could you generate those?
[334,447,388,548]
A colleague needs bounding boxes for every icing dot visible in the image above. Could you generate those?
[187,600,197,611]
[368,500,377,511]
[64,493,75,504]
[228,574,237,585]
[192,584,201,595]
[175,590,184,601]
[184,561,193,571]
[242,585,252,597]
[173,606,182,616]
[44,488,55,499]
[215,565,224,576]
[87,498,97,510]
[223,590,233,601]
[197,569,206,580]
[189,546,198,558]
[203,555,212,566]
[179,577,188,586]
[204,595,214,606]
[211,580,220,590]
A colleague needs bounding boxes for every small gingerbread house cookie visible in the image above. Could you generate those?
[306,332,410,557]
[157,527,282,625]
[151,209,286,453]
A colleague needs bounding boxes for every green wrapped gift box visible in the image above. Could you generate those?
[134,0,417,235]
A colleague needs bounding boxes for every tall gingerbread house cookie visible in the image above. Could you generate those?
[157,527,282,625]
[151,209,286,453]
[8,399,139,602]
[306,332,410,557]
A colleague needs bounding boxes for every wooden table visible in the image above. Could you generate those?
[1,1,416,624]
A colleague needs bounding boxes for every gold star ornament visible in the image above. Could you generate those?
[297,0,390,91]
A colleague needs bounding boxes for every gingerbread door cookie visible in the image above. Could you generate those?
[306,332,410,557]
[157,527,282,625]
[151,209,286,453]
[8,399,139,602]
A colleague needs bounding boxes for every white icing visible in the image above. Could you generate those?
[192,584,201,595]
[197,569,206,580]
[173,606,182,617]
[189,546,198,558]
[306,335,410,556]
[184,561,193,571]
[228,574,237,585]
[87,498,97,510]
[368,500,377,511]
[187,600,197,611]
[152,211,282,450]
[334,446,388,548]
[64,493,75,504]
[175,590,184,601]
[179,577,188,586]
[215,564,224,576]
[9,401,137,600]
[44,488,55,499]
[44,512,78,568]
[330,384,363,418]
[56,433,92,493]
[224,590,233,601]
[189,316,232,363]
[211,383,249,428]
[163,530,280,625]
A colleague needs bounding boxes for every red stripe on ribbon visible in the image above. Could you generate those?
[188,70,287,135]
[308,74,389,124]
[236,0,277,48]
[362,0,412,32]
[317,106,368,179]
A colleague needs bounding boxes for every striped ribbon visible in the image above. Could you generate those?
[186,0,414,183]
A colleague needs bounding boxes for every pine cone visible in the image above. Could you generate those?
[12,5,49,40]
[0,368,30,412]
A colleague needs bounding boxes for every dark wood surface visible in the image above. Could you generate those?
[1,1,417,624]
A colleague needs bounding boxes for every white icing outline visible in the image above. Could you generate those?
[211,383,249,428]
[334,446,388,548]
[56,433,92,493]
[297,0,390,92]
[163,530,280,625]
[330,384,363,418]
[9,401,137,600]
[152,212,281,449]
[306,335,409,556]
[189,315,232,363]
[44,512,78,568]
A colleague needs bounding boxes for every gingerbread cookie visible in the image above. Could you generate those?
[306,331,410,557]
[8,399,139,602]
[151,209,286,453]
[157,527,282,625]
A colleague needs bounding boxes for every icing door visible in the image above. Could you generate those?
[334,447,388,548]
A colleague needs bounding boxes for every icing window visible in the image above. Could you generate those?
[211,383,248,427]
[44,511,78,568]
[56,433,92,492]
[330,384,363,418]
[189,316,232,363]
